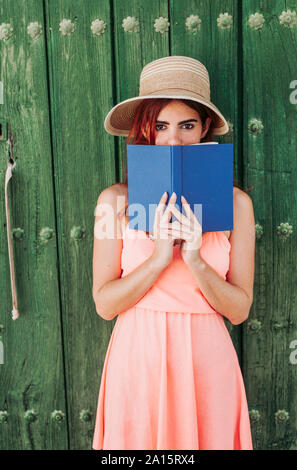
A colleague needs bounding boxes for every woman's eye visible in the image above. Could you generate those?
[155,124,166,131]
[181,123,194,129]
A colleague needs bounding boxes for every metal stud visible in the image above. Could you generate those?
[279,10,297,28]
[247,319,262,332]
[0,411,8,423]
[27,21,42,39]
[274,409,289,422]
[249,409,261,423]
[255,223,263,240]
[51,410,65,422]
[39,227,54,242]
[12,227,24,240]
[24,409,38,422]
[79,410,92,422]
[217,13,233,30]
[70,226,85,240]
[185,15,201,34]
[248,118,264,135]
[276,222,293,241]
[0,23,13,41]
[122,16,139,33]
[59,19,75,36]
[248,13,265,30]
[91,19,106,36]
[154,17,170,34]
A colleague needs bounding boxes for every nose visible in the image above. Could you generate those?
[166,127,182,145]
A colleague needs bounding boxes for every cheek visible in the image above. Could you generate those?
[155,134,164,144]
[191,128,203,141]
[184,129,201,143]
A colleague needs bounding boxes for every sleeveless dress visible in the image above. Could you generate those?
[92,223,253,450]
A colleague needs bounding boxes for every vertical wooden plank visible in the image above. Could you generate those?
[0,0,68,449]
[169,0,242,357]
[44,0,117,449]
[242,0,297,449]
[113,0,170,181]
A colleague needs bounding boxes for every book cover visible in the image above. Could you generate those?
[127,142,233,233]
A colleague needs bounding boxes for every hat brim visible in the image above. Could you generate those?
[104,94,229,137]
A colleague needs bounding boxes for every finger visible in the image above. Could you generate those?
[167,220,192,234]
[163,229,195,242]
[167,221,200,238]
[162,192,177,223]
[166,221,193,235]
[154,192,168,230]
[156,191,168,215]
[172,208,195,232]
[170,204,190,227]
[181,196,202,231]
[160,221,195,240]
[181,195,195,219]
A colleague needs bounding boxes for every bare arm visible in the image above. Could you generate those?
[184,189,255,325]
[95,257,166,321]
[92,185,166,321]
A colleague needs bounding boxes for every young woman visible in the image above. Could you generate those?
[92,56,255,450]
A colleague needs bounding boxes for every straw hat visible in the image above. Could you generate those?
[104,56,229,136]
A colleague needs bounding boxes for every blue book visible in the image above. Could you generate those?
[127,142,233,233]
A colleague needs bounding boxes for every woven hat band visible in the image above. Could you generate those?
[140,70,210,100]
[140,56,209,80]
[141,89,210,103]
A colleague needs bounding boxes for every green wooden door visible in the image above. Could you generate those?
[0,0,69,450]
[0,0,296,450]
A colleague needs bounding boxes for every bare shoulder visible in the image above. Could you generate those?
[231,186,255,238]
[98,182,125,197]
[222,187,253,240]
[97,183,127,207]
[96,183,127,237]
[115,182,128,198]
[233,187,254,214]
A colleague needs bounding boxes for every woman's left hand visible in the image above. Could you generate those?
[166,195,203,265]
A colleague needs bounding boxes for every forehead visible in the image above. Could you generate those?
[157,100,201,120]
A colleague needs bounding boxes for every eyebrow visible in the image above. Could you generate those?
[156,119,198,125]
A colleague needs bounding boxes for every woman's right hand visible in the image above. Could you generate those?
[151,191,179,269]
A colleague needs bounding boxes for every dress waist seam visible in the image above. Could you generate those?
[130,305,221,315]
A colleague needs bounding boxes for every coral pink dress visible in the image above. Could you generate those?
[92,223,253,450]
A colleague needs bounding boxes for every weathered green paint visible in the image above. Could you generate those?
[0,0,68,450]
[242,0,297,450]
[44,0,117,450]
[0,0,296,450]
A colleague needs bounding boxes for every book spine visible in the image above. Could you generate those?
[171,146,183,218]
